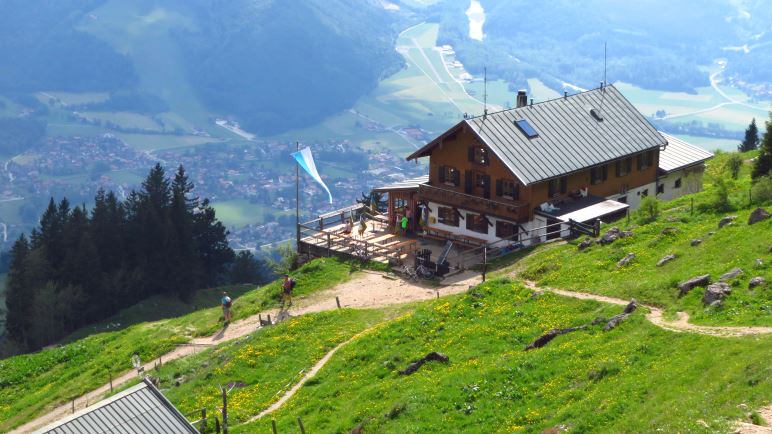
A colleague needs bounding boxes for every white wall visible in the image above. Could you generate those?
[657,166,705,202]
[607,181,656,210]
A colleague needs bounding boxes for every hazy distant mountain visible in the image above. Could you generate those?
[0,0,402,135]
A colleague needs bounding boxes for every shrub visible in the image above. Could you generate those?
[635,196,660,224]
[750,175,772,204]
[725,154,743,179]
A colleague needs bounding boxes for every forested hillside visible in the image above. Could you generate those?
[3,164,234,353]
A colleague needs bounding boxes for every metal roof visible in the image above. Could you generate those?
[408,85,667,186]
[658,132,714,173]
[36,379,198,434]
[372,175,429,193]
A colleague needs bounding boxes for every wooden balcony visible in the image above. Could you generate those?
[418,184,529,222]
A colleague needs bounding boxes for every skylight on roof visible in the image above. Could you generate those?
[514,119,538,138]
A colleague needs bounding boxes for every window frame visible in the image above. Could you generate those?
[548,176,567,198]
[495,220,518,238]
[590,165,608,185]
[501,179,519,200]
[468,145,490,166]
[465,212,488,234]
[437,206,459,227]
[615,158,632,177]
[439,165,460,186]
[637,151,654,171]
[674,178,682,189]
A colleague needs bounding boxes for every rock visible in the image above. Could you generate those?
[709,300,723,308]
[619,230,634,238]
[577,238,594,250]
[616,253,635,268]
[755,258,764,268]
[769,245,772,253]
[719,267,744,282]
[525,326,587,351]
[748,208,771,225]
[702,282,732,305]
[623,299,638,314]
[718,215,737,228]
[678,274,711,296]
[657,254,677,267]
[604,300,637,331]
[707,231,715,236]
[600,227,620,245]
[749,277,766,288]
[690,239,703,246]
[660,227,678,235]
[399,352,449,375]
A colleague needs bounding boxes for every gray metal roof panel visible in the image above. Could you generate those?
[372,174,429,192]
[658,132,714,172]
[465,85,666,185]
[37,381,198,434]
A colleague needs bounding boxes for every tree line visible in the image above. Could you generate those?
[4,164,237,352]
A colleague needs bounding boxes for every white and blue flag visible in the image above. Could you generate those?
[291,146,333,204]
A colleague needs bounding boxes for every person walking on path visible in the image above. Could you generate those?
[282,274,296,308]
[221,291,233,323]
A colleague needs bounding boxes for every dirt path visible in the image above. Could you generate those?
[14,271,480,434]
[523,281,772,338]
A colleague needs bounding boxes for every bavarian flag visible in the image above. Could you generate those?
[291,146,333,204]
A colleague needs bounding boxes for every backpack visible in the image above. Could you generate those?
[285,278,296,292]
[223,296,232,308]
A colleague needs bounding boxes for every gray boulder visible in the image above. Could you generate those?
[660,227,678,235]
[678,274,711,296]
[748,208,771,225]
[616,253,635,268]
[656,254,677,267]
[749,277,766,289]
[755,258,764,268]
[600,227,620,245]
[690,239,703,247]
[620,230,634,238]
[577,238,594,251]
[718,215,737,228]
[719,267,744,282]
[702,282,732,305]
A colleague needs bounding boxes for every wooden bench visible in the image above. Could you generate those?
[370,233,396,244]
[388,239,418,255]
[457,234,486,247]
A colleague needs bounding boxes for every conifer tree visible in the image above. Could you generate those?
[739,118,759,152]
[752,113,772,179]
[4,235,30,346]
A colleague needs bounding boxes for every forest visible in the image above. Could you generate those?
[3,164,236,353]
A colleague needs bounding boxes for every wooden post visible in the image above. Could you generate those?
[482,246,487,283]
[215,417,220,434]
[159,355,162,366]
[336,296,341,309]
[72,399,75,414]
[109,372,113,393]
[221,386,228,434]
[271,420,278,434]
[327,233,331,256]
[201,408,207,432]
[297,417,306,434]
[267,314,271,324]
[691,197,694,215]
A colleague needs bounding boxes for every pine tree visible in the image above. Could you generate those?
[752,113,772,179]
[193,198,234,286]
[739,118,760,152]
[4,235,30,346]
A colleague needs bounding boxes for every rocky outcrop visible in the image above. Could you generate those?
[399,352,449,375]
[525,326,587,351]
[660,227,678,235]
[719,268,744,282]
[657,254,677,267]
[690,239,703,247]
[619,230,634,238]
[577,238,594,250]
[616,253,635,268]
[678,274,711,296]
[718,215,737,228]
[748,208,770,225]
[749,277,766,289]
[604,299,638,331]
[703,282,731,306]
[600,227,620,245]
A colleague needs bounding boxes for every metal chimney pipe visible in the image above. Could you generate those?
[516,90,527,108]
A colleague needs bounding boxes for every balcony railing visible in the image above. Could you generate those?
[418,184,528,221]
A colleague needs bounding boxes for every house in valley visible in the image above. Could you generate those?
[384,84,711,246]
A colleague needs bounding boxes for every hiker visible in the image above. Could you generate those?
[282,274,296,307]
[358,214,368,238]
[221,291,233,323]
[342,218,353,235]
[400,214,409,236]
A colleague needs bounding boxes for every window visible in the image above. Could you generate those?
[674,178,682,189]
[496,220,518,238]
[514,119,538,138]
[497,179,519,200]
[657,184,664,194]
[468,146,489,165]
[476,173,488,188]
[617,195,627,204]
[437,206,459,227]
[466,213,488,234]
[615,158,632,177]
[590,165,608,185]
[548,176,567,198]
[637,151,654,171]
[641,189,649,197]
[438,166,460,186]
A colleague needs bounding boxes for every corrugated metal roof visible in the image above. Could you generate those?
[409,85,667,186]
[36,380,198,434]
[658,132,714,173]
[372,175,429,192]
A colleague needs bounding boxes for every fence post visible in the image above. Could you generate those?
[201,408,207,433]
[482,246,487,283]
[72,399,75,414]
[109,372,113,393]
[690,197,694,215]
[297,417,306,434]
[271,420,278,434]
[221,386,228,434]
[336,296,341,309]
[215,417,220,434]
[327,233,331,256]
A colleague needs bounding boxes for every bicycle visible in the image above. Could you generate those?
[402,262,435,280]
[350,243,371,261]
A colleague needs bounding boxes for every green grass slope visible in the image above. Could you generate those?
[0,257,361,432]
[227,280,770,433]
[515,153,771,326]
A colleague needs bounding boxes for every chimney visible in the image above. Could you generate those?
[563,91,568,100]
[516,90,527,108]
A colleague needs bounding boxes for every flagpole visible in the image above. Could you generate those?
[295,141,300,253]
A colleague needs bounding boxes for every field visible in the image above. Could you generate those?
[0,257,362,431]
[212,199,293,228]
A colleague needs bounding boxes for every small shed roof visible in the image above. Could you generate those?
[36,379,198,434]
[372,175,429,193]
[658,132,714,173]
[408,85,666,186]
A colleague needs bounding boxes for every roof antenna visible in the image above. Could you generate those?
[598,42,607,119]
[483,66,488,119]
